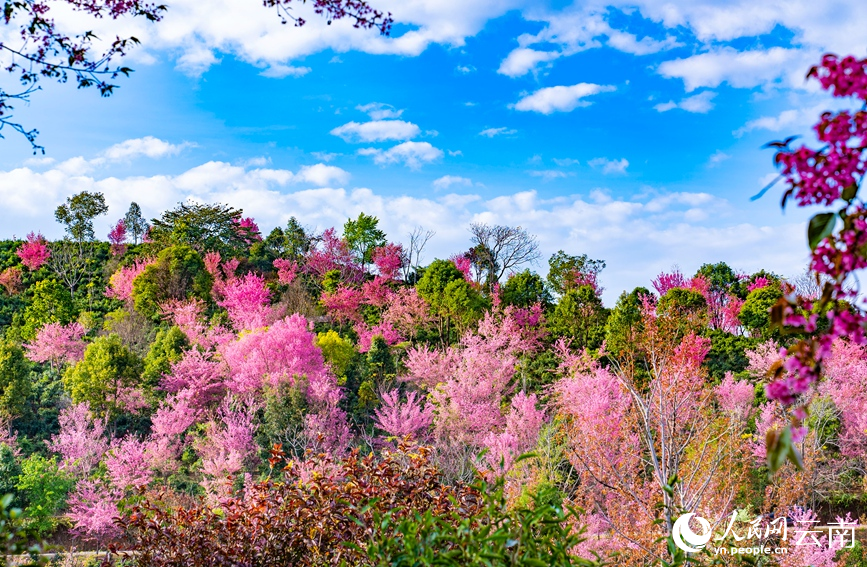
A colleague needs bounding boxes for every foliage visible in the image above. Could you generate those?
[501,269,553,309]
[132,245,213,319]
[54,192,108,244]
[63,334,144,418]
[740,285,783,337]
[343,212,387,267]
[547,251,606,296]
[125,203,150,246]
[15,454,73,537]
[0,492,42,566]
[16,279,76,341]
[0,342,31,419]
[367,472,601,567]
[148,202,253,257]
[118,443,479,567]
[549,286,608,350]
[141,326,189,391]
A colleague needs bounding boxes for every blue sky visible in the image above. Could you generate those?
[1,0,862,302]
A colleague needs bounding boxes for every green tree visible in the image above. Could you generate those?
[604,287,651,360]
[548,286,608,350]
[657,287,708,334]
[546,251,605,296]
[441,279,485,335]
[500,270,552,309]
[703,330,759,382]
[16,279,75,341]
[63,333,144,418]
[316,331,356,383]
[694,262,738,294]
[149,201,252,256]
[740,286,783,338]
[124,202,150,245]
[132,245,213,320]
[54,191,108,244]
[141,326,189,390]
[0,343,30,419]
[416,260,465,312]
[0,444,21,501]
[343,213,386,268]
[15,454,72,537]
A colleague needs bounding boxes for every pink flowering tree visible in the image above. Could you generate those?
[16,232,50,270]
[273,258,298,285]
[105,435,153,489]
[382,287,433,339]
[106,258,153,302]
[49,402,109,476]
[195,398,259,498]
[66,478,123,545]
[217,272,273,331]
[553,303,756,563]
[305,228,363,285]
[160,349,226,409]
[372,243,405,280]
[108,219,127,256]
[24,322,87,371]
[763,54,867,471]
[372,390,433,440]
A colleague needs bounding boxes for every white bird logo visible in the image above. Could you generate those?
[672,513,713,553]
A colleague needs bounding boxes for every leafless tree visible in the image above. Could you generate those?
[468,223,541,285]
[48,239,89,299]
[402,226,436,280]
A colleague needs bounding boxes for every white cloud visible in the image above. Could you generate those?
[311,151,338,162]
[528,170,572,181]
[654,90,717,113]
[356,102,403,120]
[497,48,561,77]
[295,163,351,186]
[606,30,680,55]
[359,141,443,169]
[512,83,616,114]
[708,150,731,167]
[259,64,311,78]
[101,136,192,161]
[330,120,420,143]
[553,158,580,166]
[455,64,476,74]
[433,175,473,190]
[479,127,517,137]
[589,157,629,175]
[657,47,809,91]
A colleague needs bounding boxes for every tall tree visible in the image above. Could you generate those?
[468,223,541,288]
[149,202,252,256]
[124,203,150,245]
[343,213,386,269]
[546,251,606,296]
[54,191,109,245]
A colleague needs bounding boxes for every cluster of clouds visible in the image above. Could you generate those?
[2,136,809,302]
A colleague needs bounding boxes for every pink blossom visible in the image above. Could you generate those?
[16,232,50,270]
[196,398,258,484]
[714,372,755,419]
[24,322,86,368]
[305,228,363,284]
[355,321,403,353]
[273,258,298,285]
[0,267,22,295]
[218,272,273,331]
[652,269,686,296]
[747,276,771,293]
[160,349,226,409]
[372,243,405,280]
[382,287,432,338]
[221,314,328,393]
[105,436,152,489]
[373,390,433,439]
[320,286,364,324]
[49,403,109,476]
[449,254,473,282]
[236,217,262,243]
[108,219,127,256]
[361,276,394,308]
[116,386,150,414]
[66,479,123,543]
[106,258,152,301]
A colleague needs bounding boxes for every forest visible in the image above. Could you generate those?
[2,51,867,567]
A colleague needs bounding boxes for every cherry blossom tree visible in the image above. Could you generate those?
[24,322,87,370]
[49,402,109,476]
[373,390,433,439]
[16,232,50,270]
[0,267,22,295]
[106,258,153,301]
[218,272,273,331]
[108,219,127,255]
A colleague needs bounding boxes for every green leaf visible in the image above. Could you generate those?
[842,183,858,202]
[807,212,836,250]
